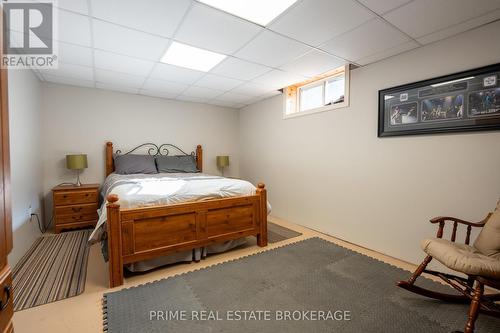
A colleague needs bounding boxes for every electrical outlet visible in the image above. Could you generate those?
[28,205,32,219]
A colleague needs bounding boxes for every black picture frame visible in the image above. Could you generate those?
[378,63,500,137]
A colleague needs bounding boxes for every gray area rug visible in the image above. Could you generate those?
[102,237,500,332]
[13,229,91,311]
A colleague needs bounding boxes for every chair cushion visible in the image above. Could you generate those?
[421,238,500,279]
[473,199,500,259]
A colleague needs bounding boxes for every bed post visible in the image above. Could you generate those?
[106,141,114,177]
[196,145,203,172]
[256,183,268,247]
[106,194,123,288]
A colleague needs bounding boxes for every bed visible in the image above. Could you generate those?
[96,142,268,287]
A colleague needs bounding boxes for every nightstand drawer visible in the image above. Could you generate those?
[55,212,98,225]
[54,190,98,206]
[55,203,98,216]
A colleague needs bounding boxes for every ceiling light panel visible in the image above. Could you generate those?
[197,0,298,26]
[161,42,227,72]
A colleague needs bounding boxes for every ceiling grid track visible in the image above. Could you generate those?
[28,0,500,108]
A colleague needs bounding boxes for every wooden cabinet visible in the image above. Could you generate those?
[0,268,13,333]
[52,184,100,233]
[0,17,13,332]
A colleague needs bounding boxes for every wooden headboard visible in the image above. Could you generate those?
[105,142,202,177]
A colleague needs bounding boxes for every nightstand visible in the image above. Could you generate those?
[52,184,100,233]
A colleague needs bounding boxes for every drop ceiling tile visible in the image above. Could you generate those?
[209,100,245,109]
[140,90,178,99]
[234,30,311,67]
[149,63,205,85]
[280,49,345,77]
[383,0,500,38]
[260,90,283,99]
[252,69,306,89]
[416,8,500,44]
[176,95,210,104]
[357,0,412,15]
[96,83,140,94]
[215,92,254,104]
[95,69,146,88]
[320,18,410,63]
[56,0,89,14]
[94,50,155,76]
[194,74,244,91]
[42,74,94,88]
[181,86,225,99]
[56,10,92,47]
[39,62,94,81]
[92,20,170,61]
[142,78,188,94]
[268,0,374,46]
[175,3,262,54]
[210,57,271,81]
[231,82,273,97]
[57,41,93,67]
[91,0,191,37]
[355,40,419,65]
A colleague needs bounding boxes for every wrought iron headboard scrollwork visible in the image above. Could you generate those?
[105,141,202,176]
[115,143,195,157]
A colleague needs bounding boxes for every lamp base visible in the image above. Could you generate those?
[75,169,82,186]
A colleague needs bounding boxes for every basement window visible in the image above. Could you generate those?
[283,64,350,119]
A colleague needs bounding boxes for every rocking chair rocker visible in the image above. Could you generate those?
[398,201,500,333]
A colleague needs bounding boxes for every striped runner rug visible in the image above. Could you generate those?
[12,229,91,311]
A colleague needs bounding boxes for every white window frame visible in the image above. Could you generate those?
[283,64,350,120]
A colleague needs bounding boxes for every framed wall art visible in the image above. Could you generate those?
[378,63,500,137]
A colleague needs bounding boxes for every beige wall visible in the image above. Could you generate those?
[8,69,44,267]
[41,84,240,221]
[239,21,500,265]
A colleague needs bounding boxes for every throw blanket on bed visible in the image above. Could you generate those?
[89,173,271,243]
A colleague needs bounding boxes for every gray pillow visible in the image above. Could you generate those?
[114,154,157,174]
[156,155,199,173]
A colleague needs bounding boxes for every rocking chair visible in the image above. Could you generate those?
[398,201,500,333]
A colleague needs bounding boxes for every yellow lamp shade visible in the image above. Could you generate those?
[66,154,88,170]
[216,155,229,168]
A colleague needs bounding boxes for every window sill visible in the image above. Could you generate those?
[283,101,349,120]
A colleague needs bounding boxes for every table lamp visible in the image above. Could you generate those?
[216,155,229,176]
[66,154,88,186]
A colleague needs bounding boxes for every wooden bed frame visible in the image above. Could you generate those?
[104,142,268,287]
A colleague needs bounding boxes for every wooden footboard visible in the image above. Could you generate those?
[106,184,267,288]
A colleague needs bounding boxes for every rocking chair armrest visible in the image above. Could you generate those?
[429,214,491,227]
[429,213,492,242]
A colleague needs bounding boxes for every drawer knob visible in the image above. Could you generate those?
[72,207,82,212]
[0,285,11,311]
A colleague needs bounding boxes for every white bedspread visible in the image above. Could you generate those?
[89,173,270,242]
